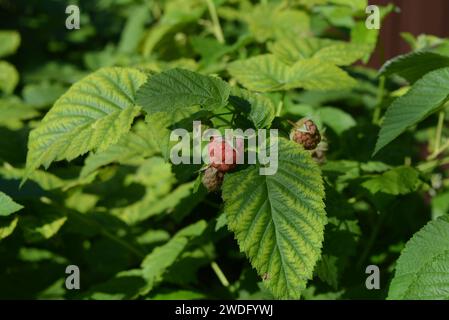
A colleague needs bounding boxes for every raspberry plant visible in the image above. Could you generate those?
[1,0,449,300]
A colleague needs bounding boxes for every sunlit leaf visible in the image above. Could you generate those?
[222,138,327,299]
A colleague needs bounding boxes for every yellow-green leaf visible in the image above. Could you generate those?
[0,61,19,94]
[25,67,147,178]
[0,191,23,216]
[228,55,356,92]
[222,138,327,299]
[0,31,21,58]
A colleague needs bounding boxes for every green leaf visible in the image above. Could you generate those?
[0,191,23,216]
[374,67,449,155]
[139,220,207,295]
[350,22,379,63]
[22,209,67,242]
[0,216,19,240]
[316,255,339,289]
[25,67,147,177]
[0,31,21,58]
[141,0,206,56]
[112,159,196,225]
[0,163,66,191]
[151,290,206,300]
[80,122,159,178]
[245,3,310,42]
[229,87,276,128]
[379,51,449,84]
[0,96,39,129]
[269,36,368,66]
[313,43,370,66]
[388,215,449,299]
[328,0,367,10]
[362,166,421,195]
[0,61,19,94]
[268,37,335,65]
[144,106,200,160]
[350,4,395,63]
[117,5,150,54]
[228,55,356,92]
[228,55,288,92]
[80,269,147,300]
[316,5,355,28]
[222,138,327,299]
[22,82,67,109]
[136,68,230,114]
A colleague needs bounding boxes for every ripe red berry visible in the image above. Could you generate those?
[208,136,243,172]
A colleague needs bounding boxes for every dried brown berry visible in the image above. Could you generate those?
[290,118,321,150]
[311,138,328,165]
[202,166,225,192]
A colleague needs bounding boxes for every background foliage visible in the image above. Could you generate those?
[1,0,449,300]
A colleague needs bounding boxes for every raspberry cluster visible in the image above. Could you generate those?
[202,136,243,192]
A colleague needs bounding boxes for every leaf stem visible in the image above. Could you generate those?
[211,261,230,287]
[205,0,225,44]
[68,210,145,259]
[356,209,388,269]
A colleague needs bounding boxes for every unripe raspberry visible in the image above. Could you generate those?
[208,136,243,172]
[202,166,224,192]
[290,118,321,150]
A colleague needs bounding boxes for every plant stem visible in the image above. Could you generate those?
[211,261,230,287]
[205,0,225,44]
[372,76,385,125]
[209,112,233,119]
[436,111,445,151]
[68,210,145,259]
[214,115,233,125]
[418,155,449,172]
[276,92,286,117]
[427,111,446,160]
[356,209,388,269]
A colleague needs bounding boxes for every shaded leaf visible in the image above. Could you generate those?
[374,67,449,154]
[139,220,207,295]
[229,87,276,128]
[362,166,421,195]
[379,51,449,84]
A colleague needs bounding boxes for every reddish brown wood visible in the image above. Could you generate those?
[368,0,449,67]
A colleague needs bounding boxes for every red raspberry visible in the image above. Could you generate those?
[208,136,243,172]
